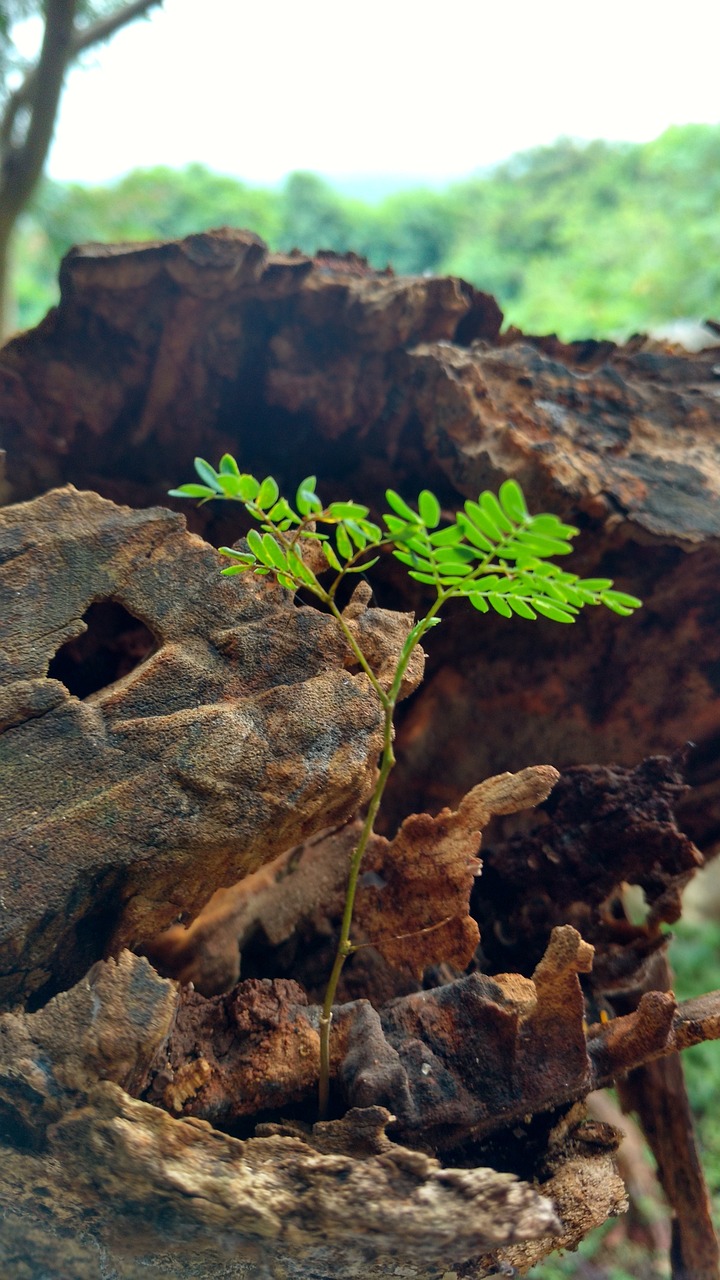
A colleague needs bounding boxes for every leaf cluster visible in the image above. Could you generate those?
[169,457,641,622]
[169,457,381,599]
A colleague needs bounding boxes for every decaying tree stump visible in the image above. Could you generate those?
[2,231,720,845]
[2,232,720,1276]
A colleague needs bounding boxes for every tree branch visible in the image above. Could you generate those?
[72,0,163,57]
[0,0,76,232]
[0,0,163,233]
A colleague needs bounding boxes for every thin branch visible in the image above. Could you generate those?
[72,0,163,56]
[0,0,76,230]
[0,0,163,209]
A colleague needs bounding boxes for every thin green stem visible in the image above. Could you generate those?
[327,599,390,706]
[317,695,395,1117]
[316,606,440,1117]
[324,534,398,598]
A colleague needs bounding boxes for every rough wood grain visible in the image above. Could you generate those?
[0,951,605,1280]
[0,484,422,1007]
[2,230,720,849]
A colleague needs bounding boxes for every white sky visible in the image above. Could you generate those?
[35,0,720,188]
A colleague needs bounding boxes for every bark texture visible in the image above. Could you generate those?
[1,231,720,845]
[2,233,720,1276]
[0,484,422,1007]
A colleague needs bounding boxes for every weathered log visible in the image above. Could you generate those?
[0,484,422,1008]
[3,942,719,1278]
[2,231,720,845]
[0,950,625,1280]
[2,234,720,1276]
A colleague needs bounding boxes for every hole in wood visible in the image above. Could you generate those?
[47,599,158,699]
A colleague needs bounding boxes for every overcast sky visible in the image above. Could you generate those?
[32,0,720,188]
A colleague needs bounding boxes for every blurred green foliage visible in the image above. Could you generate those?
[12,123,720,339]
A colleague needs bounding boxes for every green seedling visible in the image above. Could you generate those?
[170,456,642,1115]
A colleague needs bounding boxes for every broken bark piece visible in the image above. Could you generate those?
[145,925,720,1157]
[0,231,500,508]
[146,765,559,996]
[0,952,579,1278]
[0,485,423,1008]
[473,753,703,987]
[3,949,719,1275]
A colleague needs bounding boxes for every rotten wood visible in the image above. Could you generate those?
[145,764,559,996]
[0,951,618,1279]
[2,235,720,1275]
[2,232,720,849]
[2,942,719,1277]
[0,485,422,1007]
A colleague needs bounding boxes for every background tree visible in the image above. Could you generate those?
[0,0,162,334]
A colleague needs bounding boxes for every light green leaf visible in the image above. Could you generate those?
[435,544,476,564]
[432,560,473,579]
[408,570,440,585]
[507,597,537,619]
[236,475,260,501]
[168,484,217,500]
[383,513,417,539]
[602,602,635,616]
[257,476,280,510]
[418,489,441,528]
[552,584,585,607]
[247,528,270,564]
[322,542,342,572]
[533,599,577,623]
[219,454,241,476]
[463,500,501,542]
[221,564,253,576]
[428,524,465,547]
[327,501,370,520]
[468,593,489,612]
[516,531,574,557]
[346,556,380,573]
[217,473,246,498]
[296,476,322,515]
[488,593,513,618]
[480,491,514,533]
[531,514,580,538]
[499,479,529,523]
[385,489,421,523]
[393,550,435,572]
[269,498,297,523]
[193,458,223,492]
[602,590,642,610]
[336,524,353,560]
[577,577,614,592]
[260,534,287,571]
[287,550,317,586]
[533,578,568,602]
[344,520,368,550]
[456,512,494,552]
[219,546,255,562]
[358,518,382,543]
